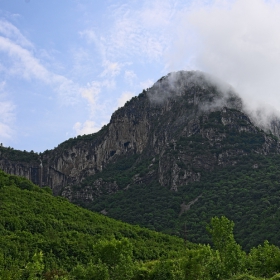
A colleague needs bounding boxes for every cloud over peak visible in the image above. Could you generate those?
[168,0,280,112]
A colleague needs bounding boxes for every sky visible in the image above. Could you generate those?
[1,0,280,152]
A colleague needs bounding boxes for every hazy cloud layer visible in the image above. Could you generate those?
[168,0,280,118]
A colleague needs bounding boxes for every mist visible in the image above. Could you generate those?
[147,70,243,116]
[165,0,280,130]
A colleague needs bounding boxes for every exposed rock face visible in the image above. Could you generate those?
[0,161,37,183]
[1,71,280,200]
[0,152,42,185]
[179,194,203,217]
[61,178,118,202]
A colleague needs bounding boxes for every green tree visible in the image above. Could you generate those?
[248,240,280,277]
[93,238,134,280]
[183,245,223,280]
[72,261,109,280]
[207,216,246,278]
[24,251,44,280]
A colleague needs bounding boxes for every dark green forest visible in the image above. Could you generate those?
[2,170,280,279]
[85,152,280,251]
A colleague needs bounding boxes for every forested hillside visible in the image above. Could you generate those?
[86,150,280,251]
[0,170,186,279]
[2,171,280,279]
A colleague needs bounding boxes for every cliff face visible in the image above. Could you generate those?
[1,71,279,199]
[0,151,42,185]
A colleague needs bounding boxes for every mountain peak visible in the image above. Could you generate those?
[145,70,243,112]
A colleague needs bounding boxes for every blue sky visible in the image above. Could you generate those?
[1,0,280,152]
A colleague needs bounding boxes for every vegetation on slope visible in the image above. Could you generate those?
[86,152,280,251]
[0,145,40,163]
[2,171,280,279]
[53,124,109,151]
[0,170,186,278]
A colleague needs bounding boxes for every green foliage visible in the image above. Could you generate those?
[150,259,184,280]
[248,240,280,277]
[78,154,153,190]
[71,261,109,280]
[0,145,40,163]
[207,216,235,253]
[54,124,108,151]
[181,245,223,280]
[207,216,246,278]
[86,152,280,251]
[4,168,280,279]
[229,274,261,280]
[0,169,43,192]
[0,169,186,278]
[92,238,134,280]
[24,251,45,280]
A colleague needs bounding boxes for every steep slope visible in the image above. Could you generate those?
[0,170,187,277]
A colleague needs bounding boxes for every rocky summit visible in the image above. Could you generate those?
[2,70,280,248]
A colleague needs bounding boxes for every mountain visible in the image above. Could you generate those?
[1,70,280,250]
[0,71,244,192]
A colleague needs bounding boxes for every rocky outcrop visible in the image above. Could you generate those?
[179,194,203,216]
[61,178,119,202]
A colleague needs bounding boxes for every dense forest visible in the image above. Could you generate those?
[84,151,280,251]
[2,170,280,279]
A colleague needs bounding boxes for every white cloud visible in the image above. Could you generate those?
[81,0,280,122]
[79,29,97,44]
[0,35,50,82]
[53,76,80,105]
[140,79,154,90]
[101,79,116,89]
[0,123,14,140]
[117,91,135,108]
[0,100,15,123]
[101,60,122,78]
[0,19,33,48]
[73,120,100,135]
[79,81,100,115]
[71,47,91,75]
[77,1,180,116]
[167,0,280,113]
[124,70,136,85]
[80,28,125,82]
[138,0,177,29]
[0,82,16,140]
[0,20,85,107]
[108,4,169,61]
[81,0,176,64]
